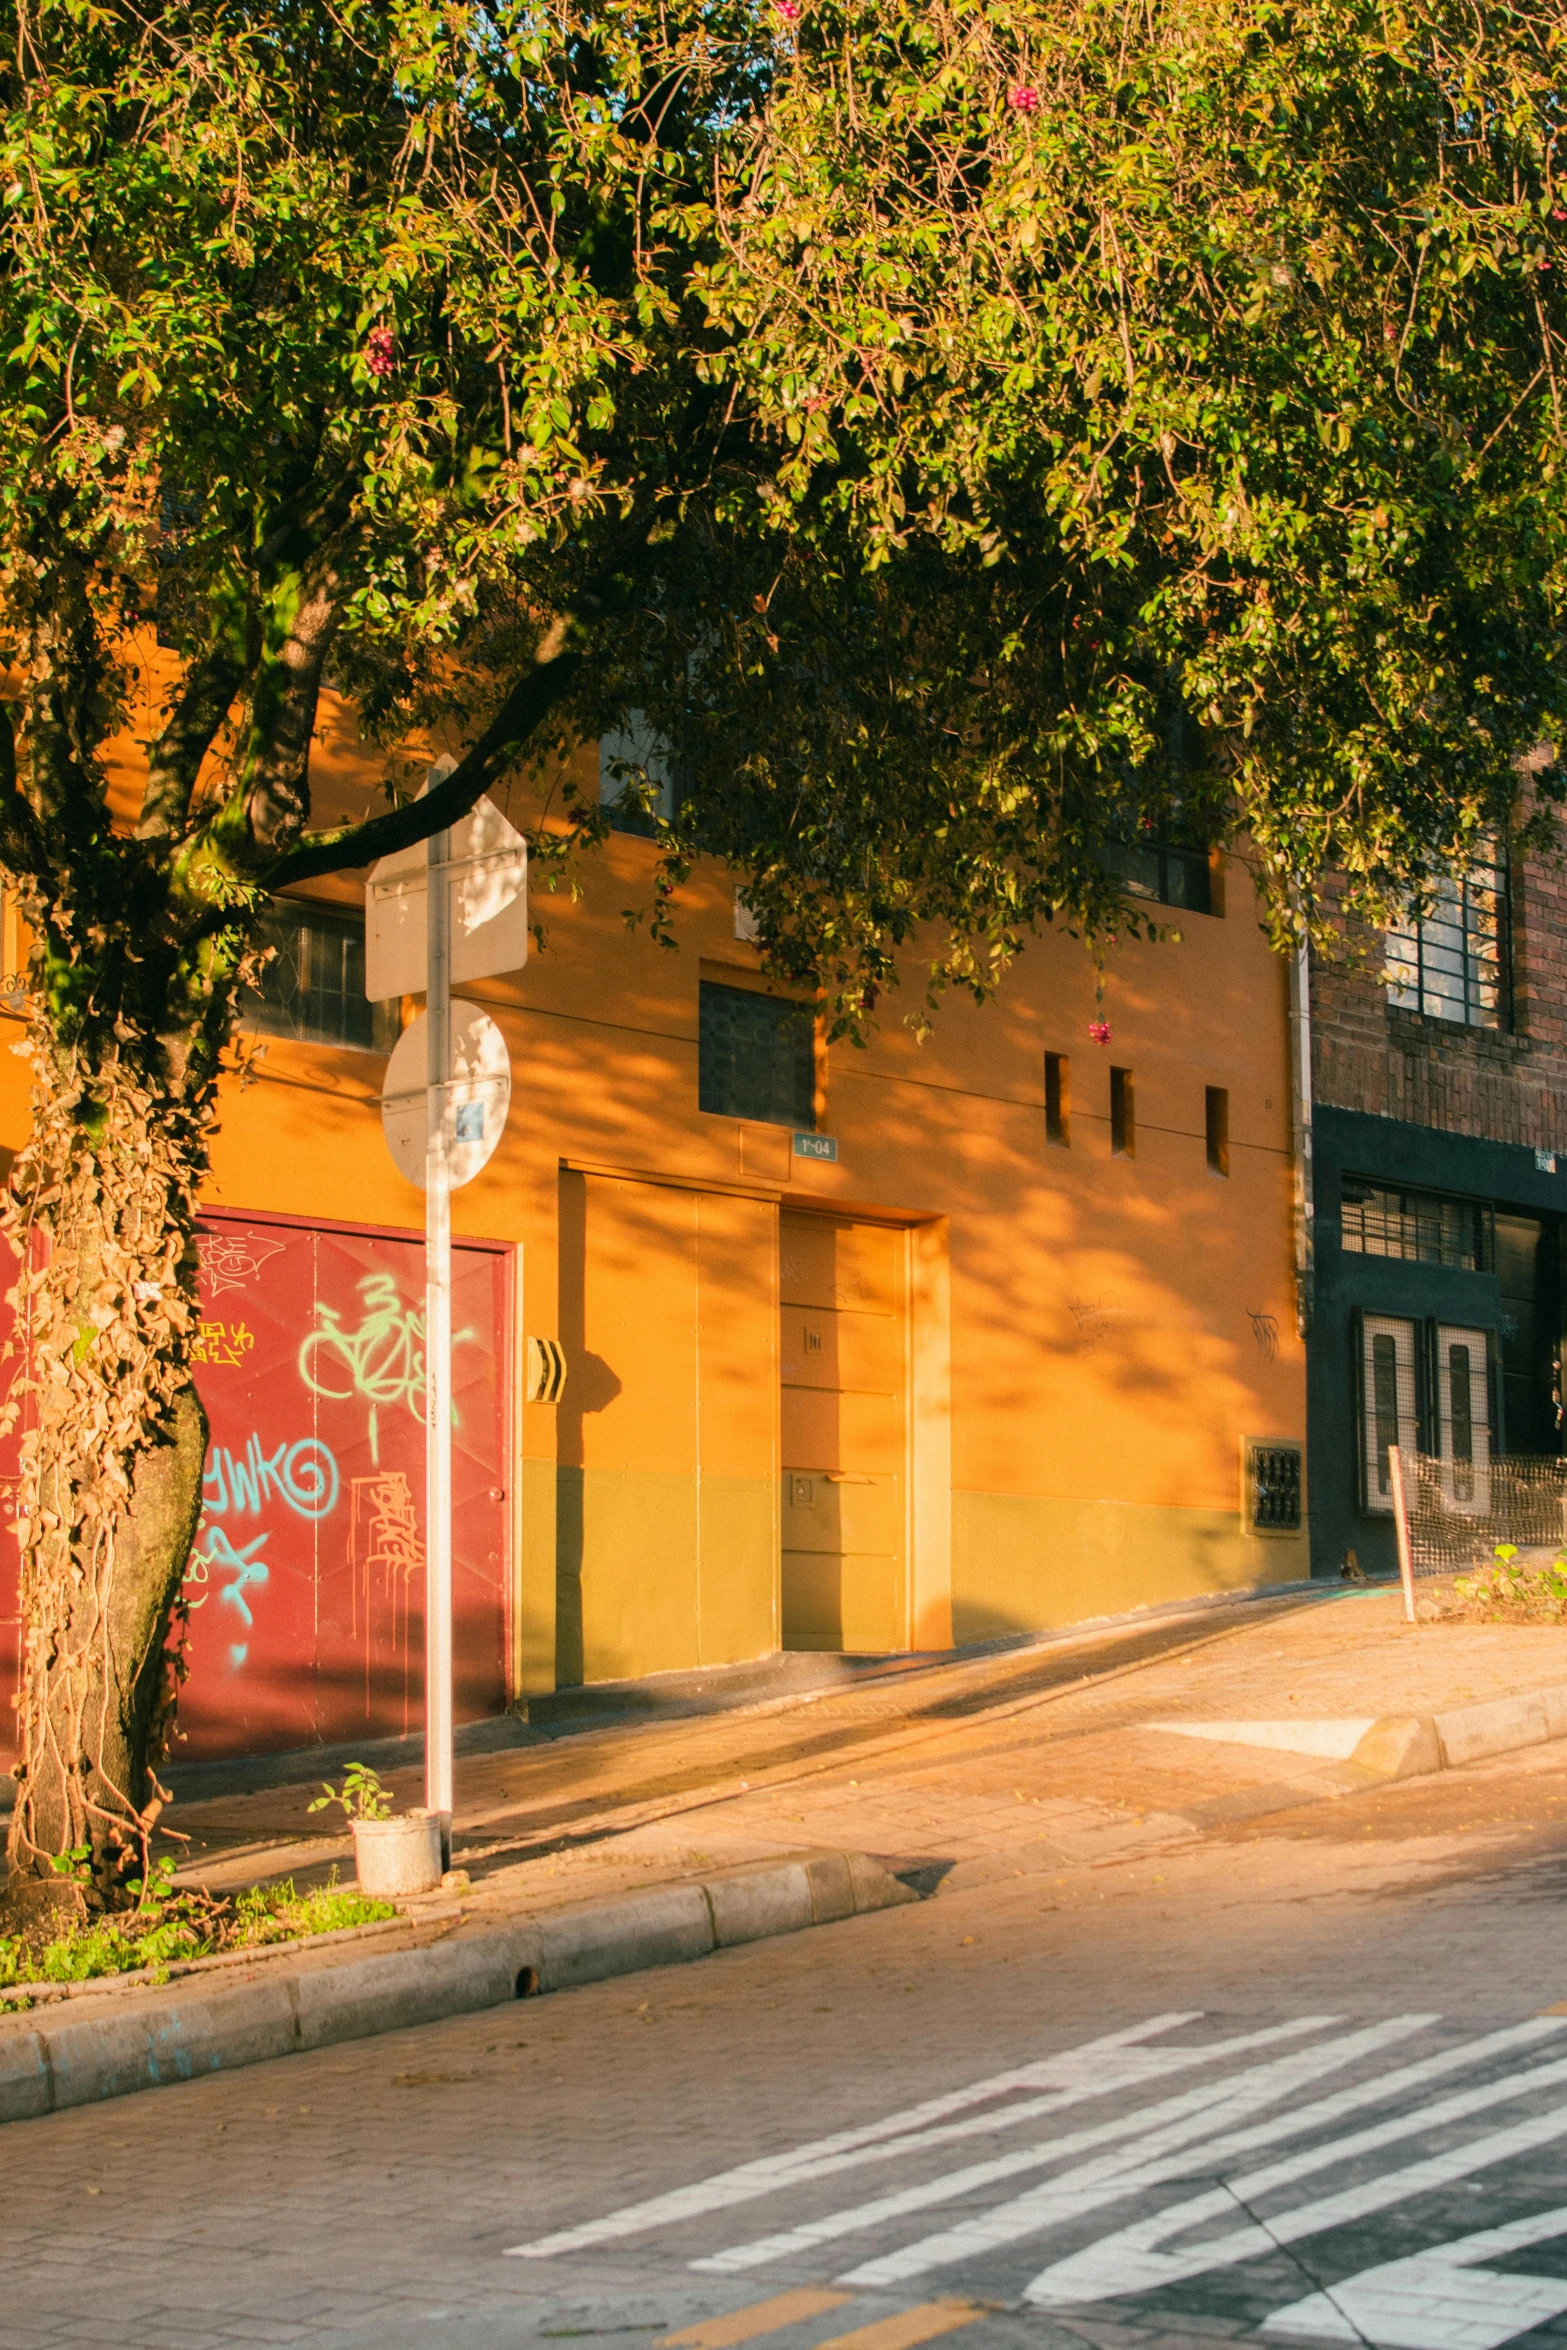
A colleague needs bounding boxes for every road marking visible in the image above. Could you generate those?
[697,2018,1413,2275]
[658,2290,855,2348]
[1027,2044,1567,2304]
[813,2303,988,2350]
[504,2013,1211,2257]
[844,2019,1565,2289]
[1264,2204,1567,2350]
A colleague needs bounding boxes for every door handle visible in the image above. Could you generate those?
[824,1473,875,1484]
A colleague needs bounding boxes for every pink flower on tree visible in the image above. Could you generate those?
[1088,1018,1112,1046]
[776,1,801,19]
[1008,83,1039,112]
[365,326,396,380]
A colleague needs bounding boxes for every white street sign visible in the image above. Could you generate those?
[380,1003,511,1190]
[365,788,528,1001]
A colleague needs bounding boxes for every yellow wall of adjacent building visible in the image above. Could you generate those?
[0,708,1309,1712]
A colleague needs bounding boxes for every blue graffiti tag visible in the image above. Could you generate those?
[203,1433,340,1521]
[185,1523,271,1671]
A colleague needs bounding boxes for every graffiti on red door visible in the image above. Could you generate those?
[0,1212,511,1769]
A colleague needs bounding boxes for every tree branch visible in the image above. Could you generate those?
[268,621,584,886]
[138,642,247,842]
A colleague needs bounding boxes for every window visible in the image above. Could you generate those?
[1358,1313,1419,1513]
[1099,837,1213,914]
[599,714,680,837]
[1355,1312,1495,1514]
[1205,1086,1229,1177]
[1246,1441,1303,1533]
[1110,1065,1135,1158]
[1340,1180,1493,1272]
[699,983,815,1128]
[243,899,398,1053]
[1385,845,1510,1028]
[1045,1052,1070,1146]
[1437,1324,1493,1509]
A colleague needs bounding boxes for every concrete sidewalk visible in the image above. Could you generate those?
[165,1580,1567,1913]
[8,1578,1567,2120]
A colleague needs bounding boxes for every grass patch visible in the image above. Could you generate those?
[0,1868,395,2000]
[232,1877,397,1947]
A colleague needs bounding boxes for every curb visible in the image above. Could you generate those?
[1379,1682,1567,1776]
[1156,1681,1567,1787]
[0,1847,915,2126]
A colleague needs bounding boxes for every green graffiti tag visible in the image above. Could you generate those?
[299,1273,478,1464]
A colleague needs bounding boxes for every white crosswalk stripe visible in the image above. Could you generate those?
[697,2017,1422,2274]
[506,2011,1567,2350]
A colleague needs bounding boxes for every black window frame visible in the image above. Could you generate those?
[599,717,682,838]
[698,980,817,1131]
[1385,843,1512,1030]
[242,897,399,1055]
[1098,836,1214,915]
[1339,1177,1494,1274]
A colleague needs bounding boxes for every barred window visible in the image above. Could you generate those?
[1385,845,1510,1028]
[1340,1179,1493,1273]
[699,982,815,1128]
[243,899,399,1054]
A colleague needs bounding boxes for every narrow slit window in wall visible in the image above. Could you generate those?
[1110,1066,1135,1158]
[1205,1085,1230,1176]
[1045,1052,1070,1146]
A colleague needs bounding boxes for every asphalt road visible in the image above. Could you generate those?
[11,1739,1567,2350]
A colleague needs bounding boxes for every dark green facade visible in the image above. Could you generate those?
[1307,1105,1566,1578]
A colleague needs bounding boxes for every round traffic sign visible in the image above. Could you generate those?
[380,1004,511,1190]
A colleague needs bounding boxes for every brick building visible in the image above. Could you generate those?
[1305,839,1567,1577]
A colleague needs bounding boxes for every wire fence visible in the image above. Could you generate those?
[1389,1447,1567,1591]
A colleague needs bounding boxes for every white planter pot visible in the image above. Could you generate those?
[351,1811,443,1899]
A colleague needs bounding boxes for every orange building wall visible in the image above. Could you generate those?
[0,711,1308,1720]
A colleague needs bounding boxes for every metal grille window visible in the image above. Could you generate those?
[1385,846,1510,1027]
[243,899,398,1053]
[1247,1442,1303,1532]
[699,982,815,1128]
[1340,1180,1493,1272]
[1099,837,1212,914]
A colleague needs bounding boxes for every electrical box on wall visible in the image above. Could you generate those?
[526,1335,567,1404]
[1243,1437,1304,1535]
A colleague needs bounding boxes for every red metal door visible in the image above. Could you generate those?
[0,1210,512,1771]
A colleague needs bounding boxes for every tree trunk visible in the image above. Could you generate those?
[5,1026,211,1903]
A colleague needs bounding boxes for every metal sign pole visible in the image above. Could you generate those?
[425,826,455,1865]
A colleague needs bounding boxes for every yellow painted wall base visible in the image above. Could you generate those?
[514,1452,558,1696]
[556,1465,777,1685]
[952,1489,1309,1644]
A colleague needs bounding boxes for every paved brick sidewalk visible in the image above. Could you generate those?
[162,1584,1567,1926]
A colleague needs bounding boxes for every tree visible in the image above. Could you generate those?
[0,0,786,1897]
[1,0,1563,1901]
[686,0,1567,981]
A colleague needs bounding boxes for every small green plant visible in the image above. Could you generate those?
[307,1762,394,1823]
[1451,1544,1567,1622]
